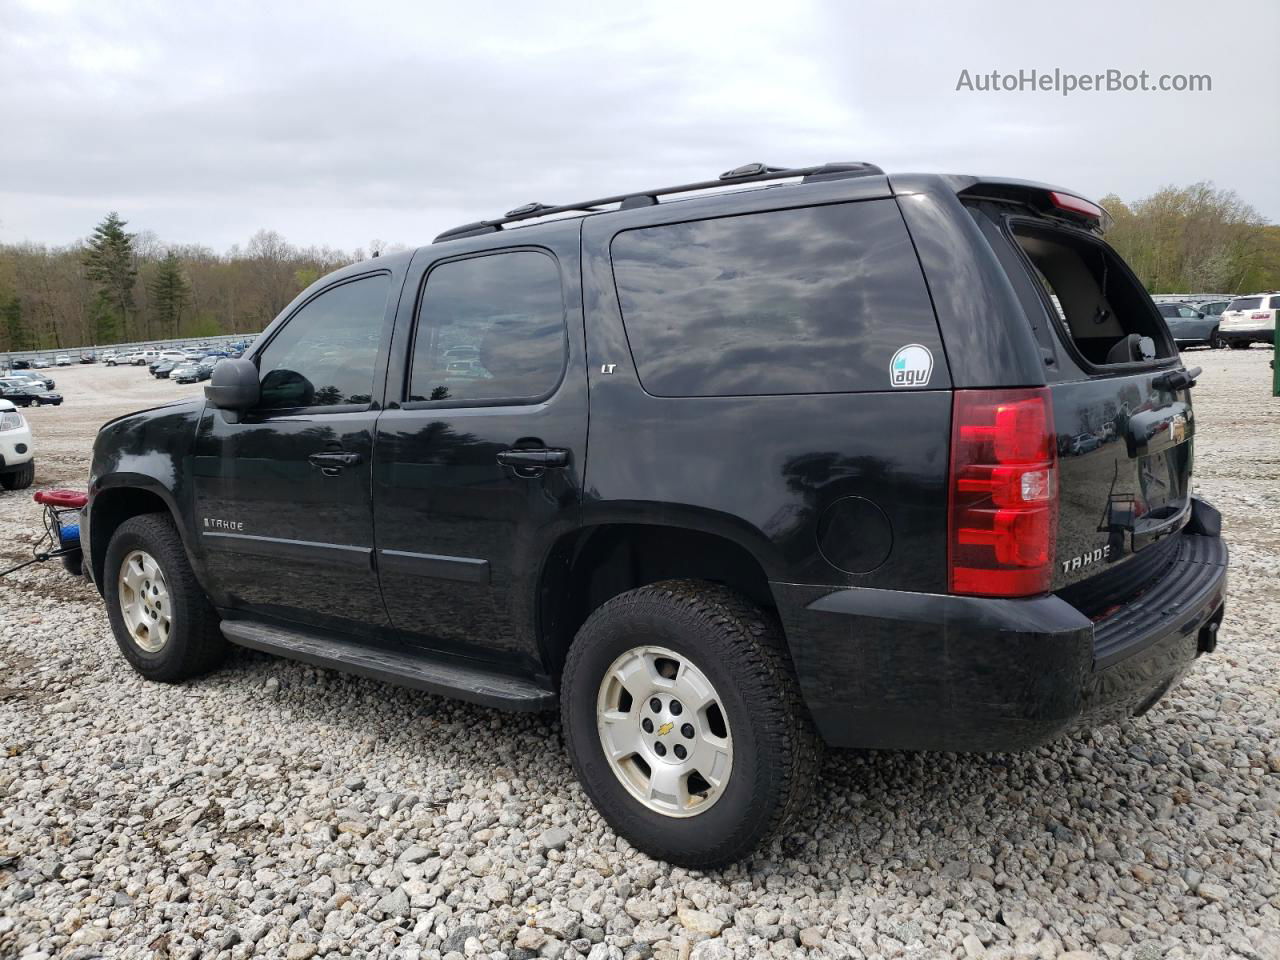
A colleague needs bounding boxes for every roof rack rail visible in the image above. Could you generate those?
[432,161,884,243]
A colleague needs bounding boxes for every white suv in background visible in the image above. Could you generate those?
[0,398,34,490]
[1219,292,1280,348]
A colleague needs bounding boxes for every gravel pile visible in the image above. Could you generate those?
[1,354,1278,959]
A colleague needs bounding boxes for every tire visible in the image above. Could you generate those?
[561,580,821,867]
[1210,329,1227,350]
[0,460,34,490]
[104,513,225,682]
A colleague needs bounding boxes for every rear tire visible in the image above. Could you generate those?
[0,460,34,490]
[1210,329,1227,350]
[561,580,821,867]
[104,513,225,682]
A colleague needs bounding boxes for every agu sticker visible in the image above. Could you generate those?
[890,344,934,388]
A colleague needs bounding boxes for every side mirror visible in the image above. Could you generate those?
[1197,312,1206,319]
[204,357,260,422]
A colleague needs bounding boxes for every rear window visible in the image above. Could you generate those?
[1009,223,1172,366]
[610,200,942,397]
[1229,297,1263,310]
[1270,296,1280,310]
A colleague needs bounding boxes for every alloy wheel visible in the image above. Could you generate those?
[596,645,733,817]
[118,549,172,653]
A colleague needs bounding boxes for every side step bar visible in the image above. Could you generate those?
[220,620,556,712]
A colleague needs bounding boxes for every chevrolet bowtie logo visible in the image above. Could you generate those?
[656,721,674,737]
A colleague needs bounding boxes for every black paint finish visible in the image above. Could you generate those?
[80,169,1228,757]
[373,221,587,672]
[777,531,1226,751]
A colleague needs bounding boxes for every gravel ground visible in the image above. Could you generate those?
[1,353,1278,960]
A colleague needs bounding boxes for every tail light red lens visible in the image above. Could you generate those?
[1251,312,1271,320]
[1048,191,1105,222]
[949,388,1058,597]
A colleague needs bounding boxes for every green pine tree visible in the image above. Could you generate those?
[2,296,29,352]
[82,212,137,339]
[148,250,191,337]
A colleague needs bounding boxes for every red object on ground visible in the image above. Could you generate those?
[34,489,88,509]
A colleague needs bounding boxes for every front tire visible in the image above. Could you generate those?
[0,460,34,490]
[561,580,820,867]
[104,513,225,682]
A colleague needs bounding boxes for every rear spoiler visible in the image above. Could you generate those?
[954,177,1113,234]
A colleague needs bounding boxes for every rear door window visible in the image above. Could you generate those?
[610,200,943,397]
[408,251,566,405]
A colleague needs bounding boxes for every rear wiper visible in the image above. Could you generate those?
[1153,366,1201,392]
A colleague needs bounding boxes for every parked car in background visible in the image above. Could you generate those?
[79,353,96,363]
[153,359,179,379]
[1193,298,1232,319]
[149,351,186,374]
[10,358,30,370]
[171,360,214,384]
[11,369,55,390]
[31,358,51,369]
[1157,302,1224,349]
[1219,293,1280,348]
[54,354,71,366]
[0,377,63,406]
[103,351,119,365]
[134,350,159,366]
[0,398,35,490]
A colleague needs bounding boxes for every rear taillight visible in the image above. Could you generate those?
[948,388,1058,597]
[1251,312,1270,320]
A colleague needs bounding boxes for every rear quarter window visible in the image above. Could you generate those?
[609,200,944,397]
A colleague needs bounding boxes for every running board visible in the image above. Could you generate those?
[220,620,556,711]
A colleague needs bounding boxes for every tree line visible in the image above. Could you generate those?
[3,183,1279,352]
[1100,183,1279,294]
[0,214,398,352]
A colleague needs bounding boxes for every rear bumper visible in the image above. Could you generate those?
[1220,326,1274,340]
[774,531,1227,752]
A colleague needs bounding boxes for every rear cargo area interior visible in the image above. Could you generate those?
[1013,224,1171,366]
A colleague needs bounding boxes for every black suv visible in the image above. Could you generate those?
[79,163,1228,866]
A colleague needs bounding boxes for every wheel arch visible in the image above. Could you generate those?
[535,518,780,686]
[87,478,194,595]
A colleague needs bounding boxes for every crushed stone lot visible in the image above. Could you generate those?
[1,353,1278,960]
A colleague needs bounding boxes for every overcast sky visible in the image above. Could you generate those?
[2,0,1277,252]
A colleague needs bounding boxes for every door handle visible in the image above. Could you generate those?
[308,451,364,468]
[494,448,570,473]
